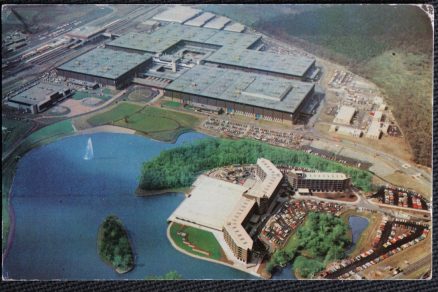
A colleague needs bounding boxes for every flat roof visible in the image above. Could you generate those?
[184,12,216,27]
[57,48,152,80]
[66,26,106,39]
[168,175,248,231]
[108,23,259,54]
[205,47,314,77]
[165,65,315,114]
[153,6,202,23]
[203,16,230,29]
[224,196,255,250]
[334,105,356,122]
[247,158,283,199]
[9,83,68,106]
[366,120,382,136]
[224,22,245,33]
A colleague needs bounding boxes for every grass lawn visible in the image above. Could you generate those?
[161,101,181,108]
[169,223,223,260]
[2,117,33,156]
[24,119,74,146]
[72,91,91,100]
[87,103,142,126]
[88,103,199,142]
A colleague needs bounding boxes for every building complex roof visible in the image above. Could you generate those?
[107,23,314,78]
[203,16,231,29]
[108,23,259,54]
[205,47,314,79]
[165,65,314,114]
[152,6,202,23]
[57,48,152,80]
[184,12,216,27]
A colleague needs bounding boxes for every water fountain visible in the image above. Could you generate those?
[84,137,94,160]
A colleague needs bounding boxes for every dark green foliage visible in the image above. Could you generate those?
[145,271,183,280]
[139,138,372,191]
[98,215,134,272]
[293,256,325,278]
[266,212,351,277]
[295,212,351,262]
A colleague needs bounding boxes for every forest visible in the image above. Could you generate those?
[266,212,351,278]
[139,138,372,192]
[98,215,134,274]
[202,4,433,166]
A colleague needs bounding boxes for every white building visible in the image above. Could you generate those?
[365,121,382,140]
[333,105,356,125]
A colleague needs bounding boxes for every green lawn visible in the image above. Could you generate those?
[72,91,91,100]
[88,103,142,126]
[88,103,199,142]
[2,117,33,156]
[169,223,223,260]
[24,119,74,146]
[161,101,182,108]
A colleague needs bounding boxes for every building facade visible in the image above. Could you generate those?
[288,171,351,192]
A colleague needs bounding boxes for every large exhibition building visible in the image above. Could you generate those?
[56,21,320,123]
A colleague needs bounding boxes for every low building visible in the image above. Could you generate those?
[224,22,246,33]
[184,12,216,27]
[66,26,106,42]
[330,125,363,138]
[366,121,382,140]
[153,6,202,24]
[5,83,72,113]
[287,170,351,192]
[333,105,356,125]
[373,111,383,122]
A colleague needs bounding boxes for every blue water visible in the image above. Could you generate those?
[3,132,255,280]
[271,215,369,279]
[346,216,369,254]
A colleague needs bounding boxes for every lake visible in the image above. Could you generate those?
[3,132,255,280]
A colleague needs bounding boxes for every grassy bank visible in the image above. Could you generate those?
[98,215,134,274]
[2,117,34,156]
[169,223,223,261]
[139,138,372,192]
[87,103,199,142]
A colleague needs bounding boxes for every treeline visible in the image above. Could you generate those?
[98,215,134,273]
[139,138,372,191]
[256,5,432,63]
[267,212,351,278]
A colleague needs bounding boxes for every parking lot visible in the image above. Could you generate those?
[322,219,429,279]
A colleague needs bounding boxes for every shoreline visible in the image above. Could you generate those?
[166,223,261,279]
